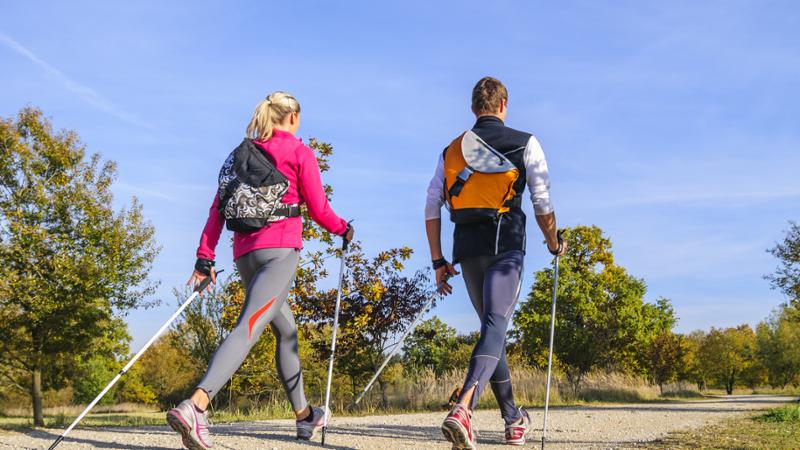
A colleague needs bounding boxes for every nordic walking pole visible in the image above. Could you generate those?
[47,270,224,450]
[352,277,451,407]
[321,232,350,447]
[542,231,564,450]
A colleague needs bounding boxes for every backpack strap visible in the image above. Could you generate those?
[448,166,473,198]
[273,204,302,217]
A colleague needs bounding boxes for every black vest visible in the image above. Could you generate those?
[451,116,531,263]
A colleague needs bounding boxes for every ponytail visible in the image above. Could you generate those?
[246,91,301,142]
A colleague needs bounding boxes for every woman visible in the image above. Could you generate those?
[167,91,354,449]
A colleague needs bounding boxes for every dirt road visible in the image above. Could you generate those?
[1,395,792,449]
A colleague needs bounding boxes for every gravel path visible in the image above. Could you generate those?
[1,395,792,450]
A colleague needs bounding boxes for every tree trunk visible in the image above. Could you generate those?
[32,367,44,427]
[377,378,388,409]
[659,382,663,396]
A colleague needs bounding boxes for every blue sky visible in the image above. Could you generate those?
[2,1,798,349]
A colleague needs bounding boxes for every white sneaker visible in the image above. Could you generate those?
[166,399,213,449]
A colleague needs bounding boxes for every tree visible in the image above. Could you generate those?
[295,242,432,407]
[766,221,800,303]
[699,325,757,395]
[680,330,708,390]
[402,316,460,376]
[646,332,683,395]
[756,305,800,388]
[0,108,160,425]
[512,225,675,394]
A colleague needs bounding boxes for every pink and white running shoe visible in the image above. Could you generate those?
[166,399,213,449]
[441,404,478,449]
[296,405,328,440]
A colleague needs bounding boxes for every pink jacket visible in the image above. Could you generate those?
[196,130,348,261]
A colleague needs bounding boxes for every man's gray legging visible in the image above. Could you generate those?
[457,249,524,423]
[197,248,307,412]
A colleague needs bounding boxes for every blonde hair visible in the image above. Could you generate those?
[246,91,301,141]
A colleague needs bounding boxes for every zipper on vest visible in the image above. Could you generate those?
[495,215,503,255]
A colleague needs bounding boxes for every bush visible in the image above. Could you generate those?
[758,404,800,423]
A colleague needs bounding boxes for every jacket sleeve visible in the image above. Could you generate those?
[196,194,224,260]
[297,145,348,235]
[424,153,446,220]
[524,135,554,216]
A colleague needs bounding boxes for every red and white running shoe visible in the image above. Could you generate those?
[441,404,478,449]
[504,407,532,446]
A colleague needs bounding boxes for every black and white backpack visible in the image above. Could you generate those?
[217,139,300,233]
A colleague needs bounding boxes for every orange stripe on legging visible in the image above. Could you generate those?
[248,296,276,340]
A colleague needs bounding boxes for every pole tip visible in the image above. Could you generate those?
[48,436,64,450]
[321,427,327,446]
[541,436,546,450]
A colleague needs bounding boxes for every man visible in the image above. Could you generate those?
[424,76,565,449]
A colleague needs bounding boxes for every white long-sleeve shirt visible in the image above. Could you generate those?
[424,135,553,220]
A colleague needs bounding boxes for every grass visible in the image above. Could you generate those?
[643,404,800,449]
[0,403,165,430]
[5,371,789,431]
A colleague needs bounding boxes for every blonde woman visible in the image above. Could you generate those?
[167,91,354,449]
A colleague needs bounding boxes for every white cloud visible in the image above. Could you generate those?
[0,33,155,130]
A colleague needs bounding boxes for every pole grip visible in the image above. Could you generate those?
[195,269,224,293]
[549,230,565,256]
[342,220,353,251]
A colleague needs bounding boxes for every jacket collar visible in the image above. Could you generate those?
[474,115,505,128]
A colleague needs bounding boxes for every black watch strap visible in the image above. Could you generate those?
[432,257,448,270]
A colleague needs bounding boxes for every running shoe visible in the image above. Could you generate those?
[504,407,532,446]
[166,399,213,449]
[296,405,328,440]
[442,404,478,449]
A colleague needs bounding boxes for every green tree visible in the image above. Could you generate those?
[756,305,800,388]
[698,325,757,395]
[402,316,459,376]
[766,221,800,303]
[512,225,675,393]
[0,108,160,425]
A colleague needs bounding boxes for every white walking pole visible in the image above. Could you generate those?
[542,250,561,450]
[47,269,224,450]
[321,237,349,447]
[352,280,448,407]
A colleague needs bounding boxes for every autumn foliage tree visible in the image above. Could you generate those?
[699,325,758,395]
[0,108,159,425]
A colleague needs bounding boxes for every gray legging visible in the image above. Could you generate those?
[197,248,307,412]
[458,250,524,422]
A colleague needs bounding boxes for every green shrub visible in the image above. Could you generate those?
[758,404,800,423]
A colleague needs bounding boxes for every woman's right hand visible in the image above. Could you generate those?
[187,268,217,295]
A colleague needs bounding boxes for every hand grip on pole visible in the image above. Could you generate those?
[342,220,353,251]
[548,229,565,256]
[195,269,224,293]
